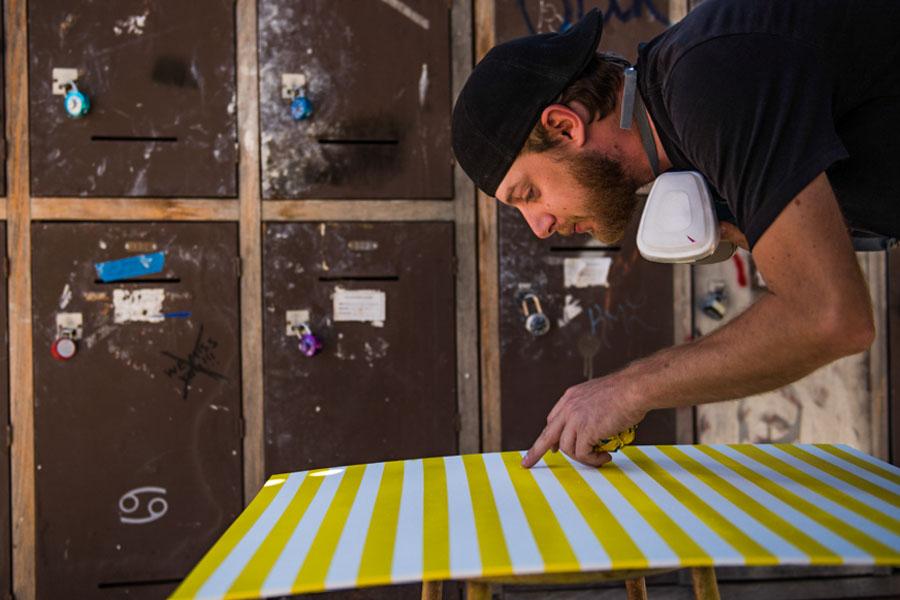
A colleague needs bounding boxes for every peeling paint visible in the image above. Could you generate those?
[557,294,583,328]
[113,12,148,36]
[58,284,73,310]
[379,0,430,30]
[113,289,165,324]
[418,63,428,107]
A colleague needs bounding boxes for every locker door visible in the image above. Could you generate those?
[258,1,453,199]
[28,1,237,197]
[32,223,242,599]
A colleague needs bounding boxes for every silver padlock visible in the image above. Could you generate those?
[521,293,550,336]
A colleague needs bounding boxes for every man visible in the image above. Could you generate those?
[451,0,900,468]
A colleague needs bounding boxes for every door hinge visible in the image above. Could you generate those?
[238,417,245,439]
[4,423,11,448]
[234,257,243,279]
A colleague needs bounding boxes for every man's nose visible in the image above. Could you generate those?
[520,207,555,239]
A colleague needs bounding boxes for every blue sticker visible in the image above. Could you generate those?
[95,252,166,282]
[163,311,192,319]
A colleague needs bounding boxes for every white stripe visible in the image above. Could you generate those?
[482,452,543,574]
[795,445,900,498]
[196,472,307,599]
[561,453,678,566]
[832,444,900,478]
[716,445,900,561]
[642,447,807,562]
[378,0,430,30]
[324,463,385,589]
[444,456,482,577]
[614,452,745,564]
[762,446,900,519]
[531,456,610,569]
[682,446,867,562]
[391,459,424,582]
[262,468,346,594]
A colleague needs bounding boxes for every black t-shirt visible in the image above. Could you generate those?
[637,0,900,249]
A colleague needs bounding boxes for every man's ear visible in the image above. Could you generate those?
[539,104,587,147]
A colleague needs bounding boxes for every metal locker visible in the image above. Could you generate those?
[0,227,9,600]
[258,1,453,199]
[32,223,243,599]
[28,0,238,198]
[498,206,676,450]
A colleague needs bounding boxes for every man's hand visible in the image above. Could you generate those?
[521,374,648,468]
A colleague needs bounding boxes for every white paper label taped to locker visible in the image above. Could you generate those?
[113,289,165,323]
[563,257,612,288]
[333,288,386,323]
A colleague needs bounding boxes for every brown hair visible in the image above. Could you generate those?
[523,53,628,154]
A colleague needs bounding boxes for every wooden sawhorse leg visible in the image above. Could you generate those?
[625,576,648,599]
[691,567,720,600]
[421,580,443,600]
[465,581,492,599]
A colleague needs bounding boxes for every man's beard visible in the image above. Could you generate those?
[563,149,640,244]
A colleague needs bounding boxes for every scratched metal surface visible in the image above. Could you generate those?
[0,226,9,600]
[31,223,243,599]
[258,0,453,199]
[28,0,237,197]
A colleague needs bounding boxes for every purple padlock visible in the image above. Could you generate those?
[295,324,323,357]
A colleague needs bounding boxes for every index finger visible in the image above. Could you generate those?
[521,417,565,468]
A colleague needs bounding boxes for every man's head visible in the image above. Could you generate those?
[452,10,650,242]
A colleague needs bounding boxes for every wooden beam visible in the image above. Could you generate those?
[31,198,239,221]
[6,0,35,597]
[261,200,455,222]
[673,264,696,444]
[863,251,889,461]
[474,0,501,453]
[236,0,266,503]
[452,0,480,455]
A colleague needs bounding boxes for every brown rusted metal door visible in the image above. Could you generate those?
[32,223,242,599]
[263,222,457,600]
[498,206,676,450]
[494,1,675,451]
[28,0,237,197]
[0,226,9,600]
[258,1,453,199]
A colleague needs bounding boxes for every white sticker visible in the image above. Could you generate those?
[285,309,311,335]
[563,257,613,288]
[333,288,386,323]
[113,289,165,323]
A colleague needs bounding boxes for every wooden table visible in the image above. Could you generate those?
[170,444,900,599]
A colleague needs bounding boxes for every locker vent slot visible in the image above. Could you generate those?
[94,277,181,285]
[98,578,182,589]
[550,246,620,253]
[318,276,399,282]
[317,138,399,146]
[91,136,178,143]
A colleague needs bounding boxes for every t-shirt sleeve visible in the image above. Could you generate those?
[662,34,849,248]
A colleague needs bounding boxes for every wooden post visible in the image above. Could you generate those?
[691,567,721,600]
[466,581,492,600]
[625,577,649,600]
[421,580,443,600]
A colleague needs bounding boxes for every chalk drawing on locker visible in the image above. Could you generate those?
[517,0,669,35]
[161,325,227,400]
[118,486,169,525]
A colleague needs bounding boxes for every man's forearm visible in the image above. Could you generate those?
[619,290,869,415]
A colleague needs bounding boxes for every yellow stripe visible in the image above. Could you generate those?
[501,451,579,571]
[543,452,648,570]
[170,475,287,599]
[813,444,900,490]
[461,454,512,576]
[291,465,367,591]
[699,446,899,564]
[226,472,325,596]
[357,460,405,586]
[601,455,712,565]
[735,445,900,535]
[422,457,450,580]
[777,445,900,509]
[628,447,777,565]
[660,447,840,564]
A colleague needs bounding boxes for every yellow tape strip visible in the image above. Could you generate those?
[292,464,367,591]
[629,447,777,565]
[543,451,648,570]
[602,456,712,565]
[807,445,900,493]
[735,445,900,536]
[501,451,579,572]
[357,460,405,587]
[170,475,286,599]
[660,447,839,564]
[226,473,325,596]
[422,457,451,580]
[700,446,899,564]
[462,454,512,577]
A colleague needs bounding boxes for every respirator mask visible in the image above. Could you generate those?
[620,66,736,264]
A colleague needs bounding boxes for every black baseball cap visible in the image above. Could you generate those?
[451,9,604,197]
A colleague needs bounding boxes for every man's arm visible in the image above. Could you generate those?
[522,173,875,468]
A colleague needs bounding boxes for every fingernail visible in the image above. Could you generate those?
[521,453,529,466]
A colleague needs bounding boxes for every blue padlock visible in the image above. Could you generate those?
[64,83,90,119]
[293,323,322,357]
[290,94,313,121]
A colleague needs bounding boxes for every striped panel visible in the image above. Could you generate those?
[171,445,900,600]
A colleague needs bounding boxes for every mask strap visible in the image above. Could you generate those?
[620,66,660,178]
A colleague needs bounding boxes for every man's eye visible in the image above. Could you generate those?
[522,188,536,202]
